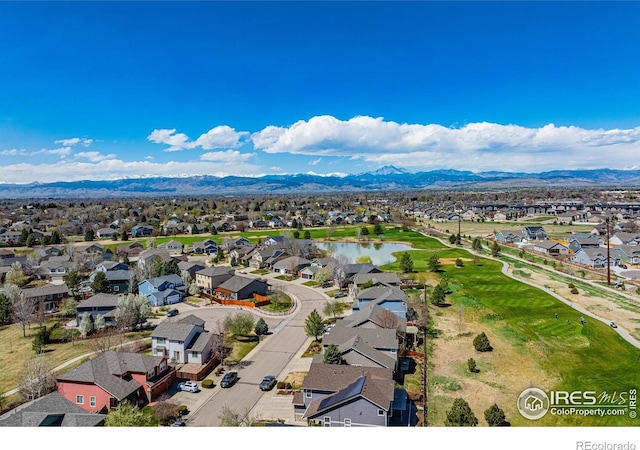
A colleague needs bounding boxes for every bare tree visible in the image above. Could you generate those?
[18,353,57,401]
[456,304,466,336]
[376,308,400,331]
[218,405,257,427]
[89,329,120,355]
[8,285,34,337]
[211,319,231,365]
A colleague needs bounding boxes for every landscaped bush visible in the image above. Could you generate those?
[201,379,215,389]
[473,332,493,352]
[277,381,293,390]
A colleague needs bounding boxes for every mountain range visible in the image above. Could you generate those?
[2,166,640,199]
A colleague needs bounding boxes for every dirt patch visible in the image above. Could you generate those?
[282,371,307,389]
[440,257,473,265]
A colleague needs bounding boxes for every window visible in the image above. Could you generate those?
[344,418,351,427]
[323,416,331,427]
[156,338,165,344]
[159,361,166,371]
[113,286,120,292]
[305,390,312,398]
[148,368,155,378]
[90,397,96,407]
[76,395,84,404]
[378,409,385,416]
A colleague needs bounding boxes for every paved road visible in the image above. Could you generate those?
[186,280,328,426]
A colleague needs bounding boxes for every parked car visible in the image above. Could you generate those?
[167,308,179,317]
[220,371,238,388]
[333,291,347,298]
[177,381,200,393]
[610,321,618,329]
[259,375,277,391]
[172,418,186,426]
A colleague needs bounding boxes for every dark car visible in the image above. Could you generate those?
[259,375,277,391]
[220,371,238,388]
[167,308,179,317]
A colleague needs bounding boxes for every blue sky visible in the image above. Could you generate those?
[1,1,639,184]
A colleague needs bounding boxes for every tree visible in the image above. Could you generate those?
[50,230,61,245]
[303,230,311,239]
[25,234,36,248]
[314,267,332,285]
[6,261,28,287]
[305,309,325,341]
[94,314,106,331]
[79,311,94,336]
[376,308,400,331]
[455,258,464,267]
[355,255,372,264]
[105,400,147,427]
[115,293,152,332]
[467,357,478,373]
[32,326,50,354]
[490,241,501,257]
[218,405,257,427]
[0,293,12,325]
[399,252,414,273]
[223,311,255,337]
[445,398,478,427]
[153,401,180,424]
[427,254,441,272]
[65,269,81,299]
[473,332,493,352]
[121,230,129,241]
[430,283,446,306]
[84,228,95,241]
[323,300,344,320]
[323,344,344,364]
[160,260,180,276]
[10,285,35,337]
[18,354,57,401]
[373,223,384,235]
[91,271,110,293]
[471,237,482,252]
[254,317,269,336]
[360,226,370,236]
[484,403,507,426]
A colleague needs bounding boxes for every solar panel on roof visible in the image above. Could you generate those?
[317,376,366,412]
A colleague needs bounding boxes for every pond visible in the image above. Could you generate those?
[316,241,413,266]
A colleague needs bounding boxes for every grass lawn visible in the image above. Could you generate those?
[225,337,260,363]
[0,319,152,395]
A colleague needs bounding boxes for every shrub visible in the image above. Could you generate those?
[201,379,215,389]
[467,357,478,373]
[570,287,579,294]
[214,366,225,376]
[178,405,188,415]
[473,332,493,352]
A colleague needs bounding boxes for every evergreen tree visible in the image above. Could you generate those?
[430,283,446,306]
[303,230,311,239]
[84,228,95,242]
[304,309,325,341]
[490,241,502,257]
[427,254,441,272]
[0,294,12,325]
[91,271,110,293]
[484,404,507,426]
[399,252,414,273]
[50,230,61,245]
[323,344,344,364]
[254,317,269,336]
[473,332,493,352]
[445,398,478,427]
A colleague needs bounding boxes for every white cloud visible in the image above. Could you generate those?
[200,150,255,164]
[306,171,348,178]
[33,147,72,158]
[74,151,117,162]
[1,148,27,156]
[147,126,249,152]
[309,158,321,166]
[250,115,640,172]
[55,137,93,147]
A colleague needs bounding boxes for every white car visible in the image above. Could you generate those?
[177,381,200,393]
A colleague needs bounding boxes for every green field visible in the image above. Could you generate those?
[381,242,640,426]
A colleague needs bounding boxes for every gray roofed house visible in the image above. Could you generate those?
[215,275,269,301]
[21,283,70,315]
[352,272,402,288]
[294,363,396,426]
[76,293,120,326]
[354,285,409,319]
[323,326,399,353]
[56,351,173,412]
[195,266,235,294]
[0,392,106,427]
[272,256,311,275]
[178,260,206,281]
[314,335,396,371]
[151,314,214,365]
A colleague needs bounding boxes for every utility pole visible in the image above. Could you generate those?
[606,216,611,285]
[422,281,428,426]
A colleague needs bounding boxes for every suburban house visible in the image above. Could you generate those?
[157,239,184,255]
[117,242,144,260]
[353,286,409,319]
[130,225,154,238]
[102,270,136,294]
[337,263,383,288]
[321,327,399,371]
[195,266,235,295]
[532,240,569,256]
[21,283,70,315]
[192,239,218,255]
[272,256,311,276]
[610,232,640,246]
[222,236,251,252]
[136,248,173,269]
[495,230,527,244]
[293,363,398,427]
[611,245,640,266]
[228,246,256,266]
[571,248,613,268]
[56,351,175,413]
[151,314,216,367]
[0,391,106,427]
[37,255,74,284]
[339,303,407,334]
[352,272,402,290]
[138,274,185,307]
[96,227,119,239]
[568,235,603,253]
[214,275,269,301]
[523,226,547,241]
[96,261,130,272]
[178,261,206,282]
[75,293,120,327]
[249,248,287,270]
